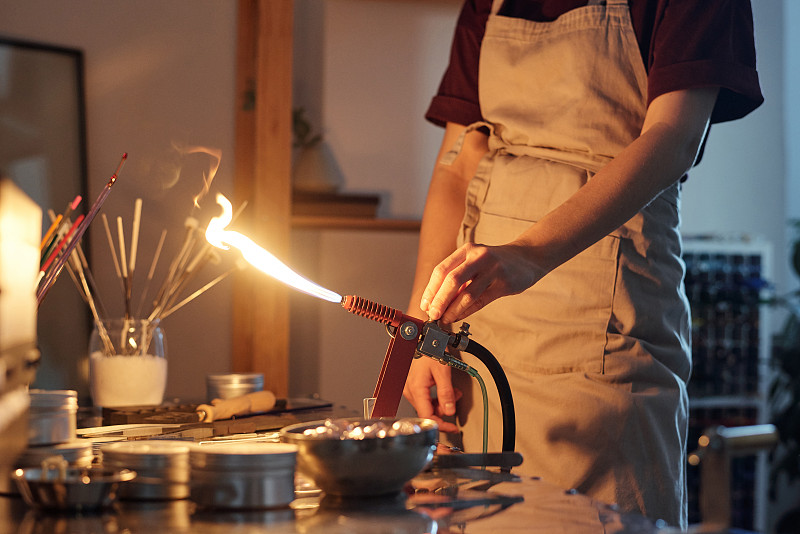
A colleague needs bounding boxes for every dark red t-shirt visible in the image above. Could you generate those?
[426,0,764,128]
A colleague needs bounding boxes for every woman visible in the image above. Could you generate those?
[402,0,763,527]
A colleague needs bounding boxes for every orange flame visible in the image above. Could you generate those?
[205,194,341,303]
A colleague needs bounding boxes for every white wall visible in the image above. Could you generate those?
[289,228,419,415]
[293,0,461,219]
[682,0,790,293]
[290,0,460,409]
[0,1,238,402]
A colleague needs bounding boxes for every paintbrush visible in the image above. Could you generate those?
[37,153,127,305]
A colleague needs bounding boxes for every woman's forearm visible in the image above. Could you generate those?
[513,88,719,275]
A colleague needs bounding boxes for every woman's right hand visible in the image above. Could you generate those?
[403,355,461,433]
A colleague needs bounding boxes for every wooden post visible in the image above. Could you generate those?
[233,0,293,397]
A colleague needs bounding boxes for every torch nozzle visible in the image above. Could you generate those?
[342,295,404,327]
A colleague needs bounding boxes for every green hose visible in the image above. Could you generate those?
[431,352,489,457]
[468,365,489,457]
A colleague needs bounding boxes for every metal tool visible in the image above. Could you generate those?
[342,295,425,419]
[341,295,517,457]
[688,424,778,531]
[196,389,277,422]
[432,452,523,470]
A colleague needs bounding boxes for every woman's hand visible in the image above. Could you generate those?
[420,241,546,324]
[403,356,462,433]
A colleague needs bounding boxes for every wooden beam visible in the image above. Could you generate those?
[233,0,293,397]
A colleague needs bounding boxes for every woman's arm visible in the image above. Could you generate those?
[402,122,488,432]
[408,122,489,319]
[420,86,720,324]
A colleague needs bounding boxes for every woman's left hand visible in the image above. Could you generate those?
[419,241,545,324]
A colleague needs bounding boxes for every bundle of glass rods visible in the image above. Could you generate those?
[36,152,245,355]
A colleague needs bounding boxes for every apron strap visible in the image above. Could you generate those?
[439,121,495,166]
[490,0,504,16]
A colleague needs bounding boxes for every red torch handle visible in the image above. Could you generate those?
[342,295,424,418]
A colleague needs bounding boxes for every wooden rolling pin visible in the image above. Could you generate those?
[196,390,277,422]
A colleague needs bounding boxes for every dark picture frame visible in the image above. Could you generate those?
[0,37,92,399]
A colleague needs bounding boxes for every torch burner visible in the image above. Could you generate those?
[342,294,517,457]
[341,295,424,419]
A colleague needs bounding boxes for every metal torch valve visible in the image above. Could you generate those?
[416,321,472,373]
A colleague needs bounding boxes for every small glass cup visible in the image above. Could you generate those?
[89,318,167,407]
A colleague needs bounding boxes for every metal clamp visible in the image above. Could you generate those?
[689,424,778,530]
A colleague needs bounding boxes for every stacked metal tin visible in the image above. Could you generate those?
[100,441,191,500]
[28,389,78,446]
[17,441,93,470]
[206,373,264,401]
[1,389,89,495]
[189,442,298,509]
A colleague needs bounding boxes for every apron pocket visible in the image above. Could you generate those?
[479,155,589,224]
[470,212,619,375]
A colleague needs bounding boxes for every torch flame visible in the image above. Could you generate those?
[206,194,342,303]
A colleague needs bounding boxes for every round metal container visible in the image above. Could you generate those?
[17,441,94,468]
[1,441,94,495]
[12,466,136,512]
[100,440,190,500]
[27,389,78,446]
[206,373,264,401]
[189,442,297,510]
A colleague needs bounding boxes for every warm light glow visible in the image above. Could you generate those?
[206,194,342,303]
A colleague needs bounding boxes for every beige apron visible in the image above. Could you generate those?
[446,0,691,527]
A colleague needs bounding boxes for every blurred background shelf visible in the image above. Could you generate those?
[683,237,773,532]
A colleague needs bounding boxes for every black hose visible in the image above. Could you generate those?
[463,338,516,455]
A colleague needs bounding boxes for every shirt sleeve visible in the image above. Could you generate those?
[424,0,490,127]
[646,0,763,123]
[426,0,764,128]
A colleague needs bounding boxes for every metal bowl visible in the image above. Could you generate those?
[12,466,136,512]
[279,417,437,498]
